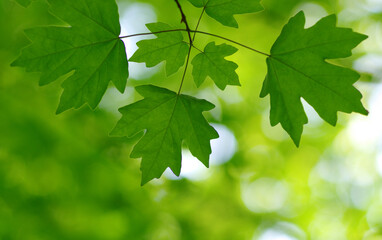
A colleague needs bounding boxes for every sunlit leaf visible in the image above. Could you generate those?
[130,22,189,76]
[187,0,263,27]
[111,85,219,185]
[192,42,240,90]
[260,11,368,146]
[12,0,128,113]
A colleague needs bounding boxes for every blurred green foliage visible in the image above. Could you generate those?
[1,0,382,239]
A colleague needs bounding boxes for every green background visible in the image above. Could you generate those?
[1,0,381,239]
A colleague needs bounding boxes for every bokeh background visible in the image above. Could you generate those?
[1,0,382,239]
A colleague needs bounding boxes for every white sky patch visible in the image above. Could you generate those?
[210,124,237,165]
[165,124,237,181]
[346,84,382,152]
[164,150,210,182]
[254,222,306,240]
[364,0,382,13]
[293,3,328,28]
[376,153,382,177]
[338,0,370,22]
[258,230,298,240]
[119,3,160,79]
[350,184,374,210]
[302,99,324,127]
[354,54,382,80]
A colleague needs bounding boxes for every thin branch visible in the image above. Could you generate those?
[190,30,270,57]
[174,0,193,45]
[119,29,270,57]
[119,29,188,39]
[191,45,203,53]
[192,6,206,42]
[177,46,193,95]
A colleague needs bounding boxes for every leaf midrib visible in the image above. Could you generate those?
[145,94,181,180]
[200,51,237,88]
[17,38,118,63]
[132,41,187,60]
[268,59,297,133]
[271,56,357,107]
[63,40,119,105]
[67,3,117,36]
[272,37,362,56]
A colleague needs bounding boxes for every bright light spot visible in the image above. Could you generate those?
[258,229,298,240]
[354,54,382,80]
[165,124,237,181]
[210,124,237,165]
[376,153,382,176]
[294,3,328,27]
[364,0,382,13]
[119,3,159,79]
[315,158,350,183]
[242,178,289,213]
[350,184,374,209]
[254,222,306,240]
[347,84,382,151]
[338,1,368,22]
[302,99,324,127]
[164,150,210,181]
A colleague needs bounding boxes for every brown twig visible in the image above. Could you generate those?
[174,0,193,45]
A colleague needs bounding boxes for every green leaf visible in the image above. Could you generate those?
[14,0,32,7]
[11,0,128,113]
[192,42,240,90]
[111,85,219,185]
[130,22,189,76]
[187,0,263,28]
[260,11,368,146]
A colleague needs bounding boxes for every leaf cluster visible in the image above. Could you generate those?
[12,0,368,184]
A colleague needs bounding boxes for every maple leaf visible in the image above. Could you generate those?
[187,0,263,28]
[111,85,219,185]
[192,42,240,90]
[260,11,368,146]
[11,0,128,113]
[129,22,189,76]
